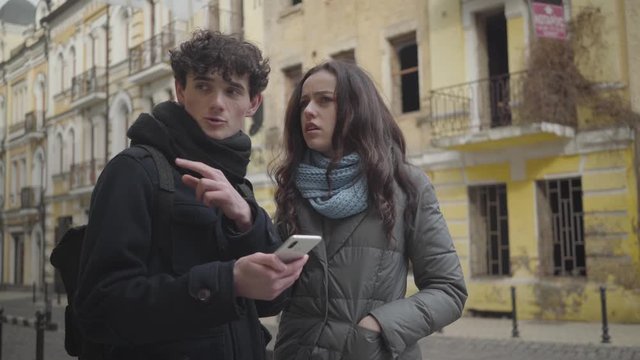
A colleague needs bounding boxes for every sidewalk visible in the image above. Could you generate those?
[2,289,639,348]
[260,314,640,348]
[2,289,640,360]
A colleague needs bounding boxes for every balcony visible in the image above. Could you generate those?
[9,121,24,135]
[70,158,106,192]
[8,111,42,140]
[426,72,575,151]
[70,67,107,108]
[128,30,176,84]
[20,186,42,209]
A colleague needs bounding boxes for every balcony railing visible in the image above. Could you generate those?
[427,72,526,138]
[20,186,42,209]
[70,158,106,190]
[71,67,107,101]
[129,31,176,75]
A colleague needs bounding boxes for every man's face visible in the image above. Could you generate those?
[175,71,262,140]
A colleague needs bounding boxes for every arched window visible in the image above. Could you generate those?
[11,161,18,205]
[33,150,45,189]
[112,8,129,63]
[68,128,76,170]
[56,133,64,173]
[109,92,133,156]
[69,47,77,90]
[35,74,46,127]
[56,53,65,94]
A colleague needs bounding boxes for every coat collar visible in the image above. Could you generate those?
[296,200,369,261]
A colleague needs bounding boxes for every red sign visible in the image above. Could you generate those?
[531,2,567,40]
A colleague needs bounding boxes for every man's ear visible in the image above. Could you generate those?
[175,79,185,104]
[245,94,263,116]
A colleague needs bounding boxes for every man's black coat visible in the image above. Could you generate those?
[74,104,284,360]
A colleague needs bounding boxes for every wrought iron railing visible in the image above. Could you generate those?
[71,67,107,101]
[427,72,526,138]
[9,121,24,134]
[70,158,105,189]
[20,186,42,208]
[128,31,176,75]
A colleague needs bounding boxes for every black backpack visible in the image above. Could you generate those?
[50,144,175,357]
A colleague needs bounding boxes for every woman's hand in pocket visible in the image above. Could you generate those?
[357,315,381,333]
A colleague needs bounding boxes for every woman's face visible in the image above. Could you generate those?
[300,70,337,157]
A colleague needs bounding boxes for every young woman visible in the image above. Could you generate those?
[271,60,467,360]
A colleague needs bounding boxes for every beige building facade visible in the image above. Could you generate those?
[0,0,244,293]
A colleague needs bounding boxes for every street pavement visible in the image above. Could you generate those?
[1,290,639,360]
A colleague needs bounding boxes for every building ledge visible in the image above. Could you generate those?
[432,122,575,152]
[128,63,173,85]
[70,92,106,109]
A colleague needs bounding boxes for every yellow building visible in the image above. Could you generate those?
[250,0,640,322]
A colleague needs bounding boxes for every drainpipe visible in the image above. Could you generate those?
[105,4,110,164]
[40,0,51,302]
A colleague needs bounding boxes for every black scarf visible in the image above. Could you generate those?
[127,101,252,185]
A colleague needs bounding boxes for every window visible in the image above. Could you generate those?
[57,53,65,94]
[331,49,356,64]
[112,8,129,63]
[469,184,510,276]
[390,33,420,113]
[292,0,302,5]
[56,133,64,174]
[68,128,76,170]
[12,82,27,126]
[283,64,303,106]
[537,177,586,276]
[11,161,18,205]
[13,233,24,285]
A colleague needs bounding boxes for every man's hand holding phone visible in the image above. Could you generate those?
[233,253,308,301]
[233,235,320,300]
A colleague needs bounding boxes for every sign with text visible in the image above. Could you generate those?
[531,1,567,40]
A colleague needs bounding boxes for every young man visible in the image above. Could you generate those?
[74,30,307,360]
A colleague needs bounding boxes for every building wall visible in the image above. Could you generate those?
[423,0,640,322]
[0,0,245,289]
[436,141,639,322]
[257,0,640,322]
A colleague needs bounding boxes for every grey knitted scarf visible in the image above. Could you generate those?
[295,151,369,219]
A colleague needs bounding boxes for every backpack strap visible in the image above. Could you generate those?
[132,145,175,269]
[137,145,174,193]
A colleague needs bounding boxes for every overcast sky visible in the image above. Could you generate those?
[0,0,39,9]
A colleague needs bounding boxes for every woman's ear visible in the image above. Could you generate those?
[245,93,263,116]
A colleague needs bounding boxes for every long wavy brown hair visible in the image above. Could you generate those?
[271,60,418,242]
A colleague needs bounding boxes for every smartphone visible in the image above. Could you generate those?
[275,234,322,263]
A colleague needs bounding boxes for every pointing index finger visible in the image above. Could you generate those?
[175,158,217,179]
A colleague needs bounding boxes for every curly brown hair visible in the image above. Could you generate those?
[170,30,270,98]
[271,60,418,243]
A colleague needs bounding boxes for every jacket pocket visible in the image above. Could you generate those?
[170,203,217,274]
[343,325,392,360]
